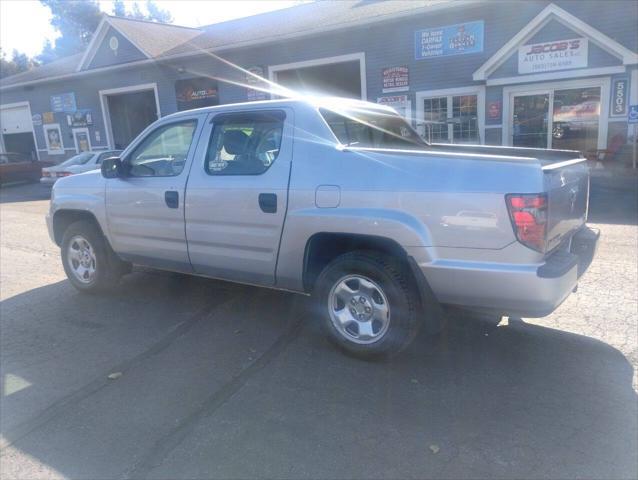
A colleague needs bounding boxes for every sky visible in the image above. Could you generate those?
[0,0,306,58]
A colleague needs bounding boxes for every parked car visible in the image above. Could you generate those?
[0,152,52,185]
[41,150,122,184]
[46,98,598,358]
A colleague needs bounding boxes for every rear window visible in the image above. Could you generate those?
[320,108,426,149]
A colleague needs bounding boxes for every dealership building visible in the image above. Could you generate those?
[1,0,637,165]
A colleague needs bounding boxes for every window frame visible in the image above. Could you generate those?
[204,109,286,177]
[124,119,199,178]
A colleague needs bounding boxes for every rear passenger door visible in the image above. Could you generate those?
[185,109,293,286]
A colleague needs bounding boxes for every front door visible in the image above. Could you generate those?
[512,92,551,148]
[185,109,293,286]
[509,86,602,151]
[105,115,205,272]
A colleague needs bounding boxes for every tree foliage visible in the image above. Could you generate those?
[0,48,39,79]
[35,0,174,64]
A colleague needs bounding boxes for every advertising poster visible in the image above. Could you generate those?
[42,112,55,124]
[67,109,93,127]
[43,124,64,154]
[50,92,77,113]
[487,101,501,120]
[74,130,91,152]
[382,66,409,93]
[175,77,219,111]
[415,21,484,59]
[518,38,588,74]
[246,66,269,101]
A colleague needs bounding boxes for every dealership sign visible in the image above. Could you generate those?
[518,38,588,74]
[50,92,77,113]
[377,95,411,121]
[382,66,409,93]
[175,77,219,111]
[415,21,484,59]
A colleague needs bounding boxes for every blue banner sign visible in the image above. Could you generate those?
[415,21,484,59]
[50,92,77,113]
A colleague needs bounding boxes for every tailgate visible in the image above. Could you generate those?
[543,158,589,252]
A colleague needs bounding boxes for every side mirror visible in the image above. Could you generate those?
[101,157,125,179]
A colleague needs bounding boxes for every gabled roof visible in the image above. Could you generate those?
[77,14,202,71]
[473,2,638,81]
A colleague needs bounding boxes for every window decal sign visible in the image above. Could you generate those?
[415,21,484,59]
[175,77,219,111]
[518,38,588,74]
[66,109,93,127]
[377,95,412,122]
[382,66,409,93]
[611,78,628,116]
[246,66,269,101]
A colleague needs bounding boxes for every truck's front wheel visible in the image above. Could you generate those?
[315,251,421,359]
[61,220,126,293]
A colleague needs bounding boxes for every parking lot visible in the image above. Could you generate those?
[1,179,636,479]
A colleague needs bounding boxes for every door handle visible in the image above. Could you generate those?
[258,193,277,213]
[165,190,179,209]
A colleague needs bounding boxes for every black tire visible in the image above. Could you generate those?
[61,220,127,293]
[315,250,422,359]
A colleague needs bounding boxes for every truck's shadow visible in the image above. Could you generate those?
[1,271,636,479]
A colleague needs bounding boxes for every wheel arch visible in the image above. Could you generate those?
[52,209,104,246]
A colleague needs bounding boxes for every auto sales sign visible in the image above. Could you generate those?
[518,38,588,74]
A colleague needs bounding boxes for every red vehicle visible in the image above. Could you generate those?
[0,153,53,185]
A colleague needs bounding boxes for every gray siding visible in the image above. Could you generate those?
[88,27,146,70]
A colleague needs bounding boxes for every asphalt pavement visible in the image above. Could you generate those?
[0,179,636,479]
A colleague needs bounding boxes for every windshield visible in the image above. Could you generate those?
[59,152,94,167]
[320,107,427,149]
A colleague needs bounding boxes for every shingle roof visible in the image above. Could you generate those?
[106,16,201,57]
[158,0,453,56]
[0,0,458,88]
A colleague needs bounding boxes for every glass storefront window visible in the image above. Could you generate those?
[513,94,550,148]
[423,97,448,143]
[552,87,600,153]
[423,94,479,144]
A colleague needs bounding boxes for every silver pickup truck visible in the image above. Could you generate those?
[47,97,598,358]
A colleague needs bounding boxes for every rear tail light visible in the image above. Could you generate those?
[505,193,547,252]
[57,172,72,177]
[42,171,50,177]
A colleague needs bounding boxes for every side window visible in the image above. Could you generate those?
[127,120,197,177]
[205,111,284,176]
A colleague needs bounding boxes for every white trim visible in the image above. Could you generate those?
[631,68,638,105]
[77,17,109,71]
[502,77,610,150]
[268,52,367,100]
[485,124,502,129]
[72,127,92,153]
[415,86,486,144]
[0,100,40,159]
[43,123,65,155]
[473,3,638,81]
[486,66,626,86]
[98,83,161,149]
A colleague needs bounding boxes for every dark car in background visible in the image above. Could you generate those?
[0,153,53,185]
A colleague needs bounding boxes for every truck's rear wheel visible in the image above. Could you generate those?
[315,251,421,359]
[61,220,126,293]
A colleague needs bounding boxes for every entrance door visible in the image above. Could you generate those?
[422,94,480,144]
[185,109,293,286]
[509,85,602,151]
[512,92,550,148]
[105,114,205,272]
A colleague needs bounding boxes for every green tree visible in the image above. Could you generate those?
[37,0,174,64]
[0,48,39,79]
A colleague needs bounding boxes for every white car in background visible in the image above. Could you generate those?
[41,150,122,184]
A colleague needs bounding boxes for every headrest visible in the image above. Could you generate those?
[223,129,249,155]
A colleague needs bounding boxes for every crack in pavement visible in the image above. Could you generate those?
[0,295,237,451]
[123,299,305,480]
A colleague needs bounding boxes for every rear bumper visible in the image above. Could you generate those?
[40,176,58,185]
[413,226,599,318]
